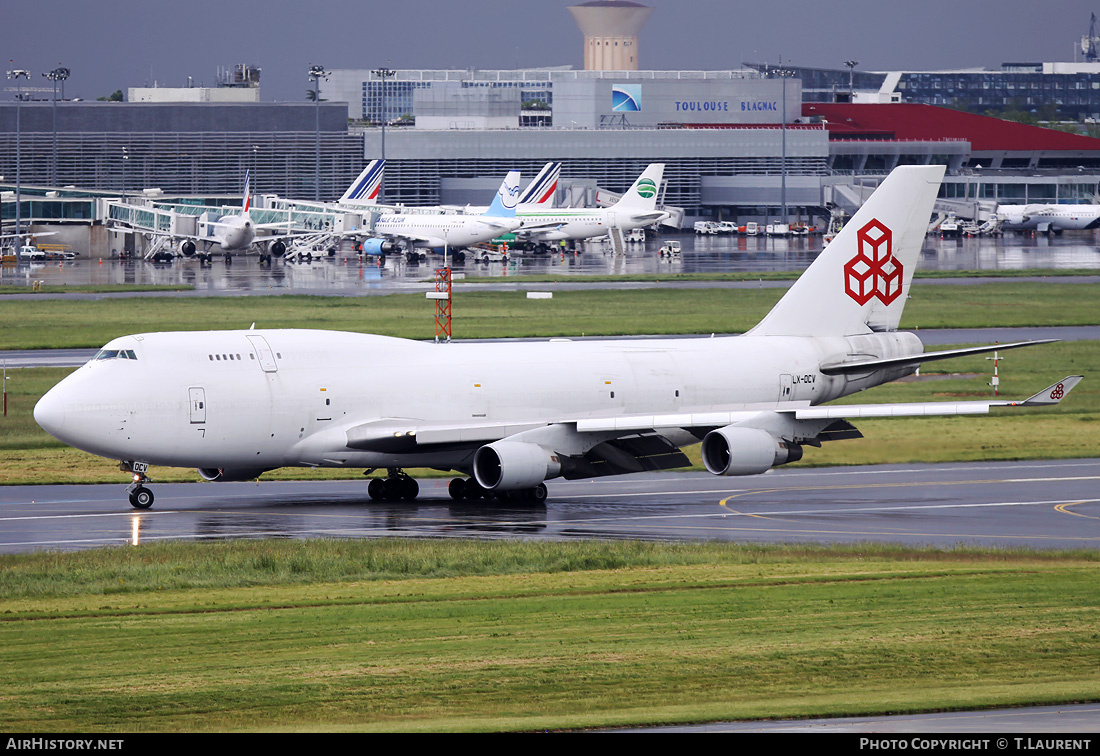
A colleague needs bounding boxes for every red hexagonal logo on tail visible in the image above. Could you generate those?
[843,219,903,306]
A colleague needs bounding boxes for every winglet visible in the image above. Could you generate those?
[242,169,251,212]
[1018,376,1084,406]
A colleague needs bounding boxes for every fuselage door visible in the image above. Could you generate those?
[247,335,278,373]
[188,387,207,424]
[780,374,794,402]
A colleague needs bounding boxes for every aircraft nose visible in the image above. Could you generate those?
[34,386,66,437]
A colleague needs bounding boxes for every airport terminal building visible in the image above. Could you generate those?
[0,102,363,200]
[5,64,1100,231]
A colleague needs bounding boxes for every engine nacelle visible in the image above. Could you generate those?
[270,240,287,258]
[197,467,271,482]
[700,426,803,477]
[178,240,196,256]
[472,441,561,492]
[361,238,399,256]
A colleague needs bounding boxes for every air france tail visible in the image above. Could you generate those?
[749,165,945,338]
[340,160,385,206]
[484,170,521,218]
[614,163,665,210]
[242,170,251,212]
[518,162,561,208]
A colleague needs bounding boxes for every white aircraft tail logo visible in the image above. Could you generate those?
[614,163,664,210]
[749,165,945,338]
[340,160,385,206]
[484,170,521,217]
[518,162,561,207]
[242,170,251,213]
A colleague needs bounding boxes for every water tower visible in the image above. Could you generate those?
[568,1,653,71]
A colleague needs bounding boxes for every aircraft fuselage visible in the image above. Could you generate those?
[33,329,920,475]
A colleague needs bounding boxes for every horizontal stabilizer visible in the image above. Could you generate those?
[820,339,1060,375]
[1021,375,1083,405]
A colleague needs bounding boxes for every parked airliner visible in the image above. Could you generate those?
[167,171,306,261]
[512,164,668,252]
[360,171,523,260]
[34,165,1080,509]
[998,203,1100,232]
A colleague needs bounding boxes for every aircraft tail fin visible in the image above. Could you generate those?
[519,162,561,207]
[242,170,251,212]
[748,165,945,338]
[484,171,521,218]
[613,163,664,210]
[340,160,385,206]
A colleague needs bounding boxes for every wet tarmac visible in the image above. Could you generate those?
[3,230,1099,293]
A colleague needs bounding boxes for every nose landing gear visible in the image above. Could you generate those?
[122,461,154,509]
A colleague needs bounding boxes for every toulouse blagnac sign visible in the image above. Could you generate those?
[612,83,783,119]
[673,100,778,113]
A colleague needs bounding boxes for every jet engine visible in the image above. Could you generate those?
[361,238,399,256]
[700,426,802,477]
[270,240,287,258]
[472,441,561,491]
[178,240,196,257]
[197,467,271,482]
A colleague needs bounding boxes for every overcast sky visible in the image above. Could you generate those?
[4,0,1095,103]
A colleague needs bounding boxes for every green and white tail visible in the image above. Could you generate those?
[614,164,664,210]
[749,165,945,338]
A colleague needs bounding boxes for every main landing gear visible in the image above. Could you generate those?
[447,477,547,503]
[366,468,420,501]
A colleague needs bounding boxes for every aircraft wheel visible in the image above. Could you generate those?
[464,479,486,500]
[129,486,154,510]
[530,483,548,503]
[448,478,466,501]
[367,477,384,501]
[400,477,419,501]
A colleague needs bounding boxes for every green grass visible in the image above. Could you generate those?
[0,281,1096,349]
[0,540,1097,732]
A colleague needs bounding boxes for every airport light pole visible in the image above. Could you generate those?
[43,67,69,186]
[844,60,859,98]
[6,67,30,239]
[773,67,796,227]
[309,64,328,201]
[371,66,395,204]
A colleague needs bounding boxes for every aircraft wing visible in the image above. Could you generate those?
[518,219,569,232]
[340,376,1082,458]
[819,339,1059,376]
[574,376,1084,434]
[371,230,438,245]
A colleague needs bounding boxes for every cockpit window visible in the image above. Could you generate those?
[94,349,137,361]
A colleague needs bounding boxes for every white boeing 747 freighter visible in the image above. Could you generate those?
[35,165,1081,509]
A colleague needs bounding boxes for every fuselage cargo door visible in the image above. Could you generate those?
[188,387,207,424]
[246,335,278,373]
[779,374,794,403]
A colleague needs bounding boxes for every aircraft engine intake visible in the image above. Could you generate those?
[472,441,561,491]
[270,241,287,258]
[197,467,271,482]
[178,240,197,256]
[700,426,802,476]
[361,238,399,256]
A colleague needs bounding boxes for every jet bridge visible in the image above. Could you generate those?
[105,197,356,257]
